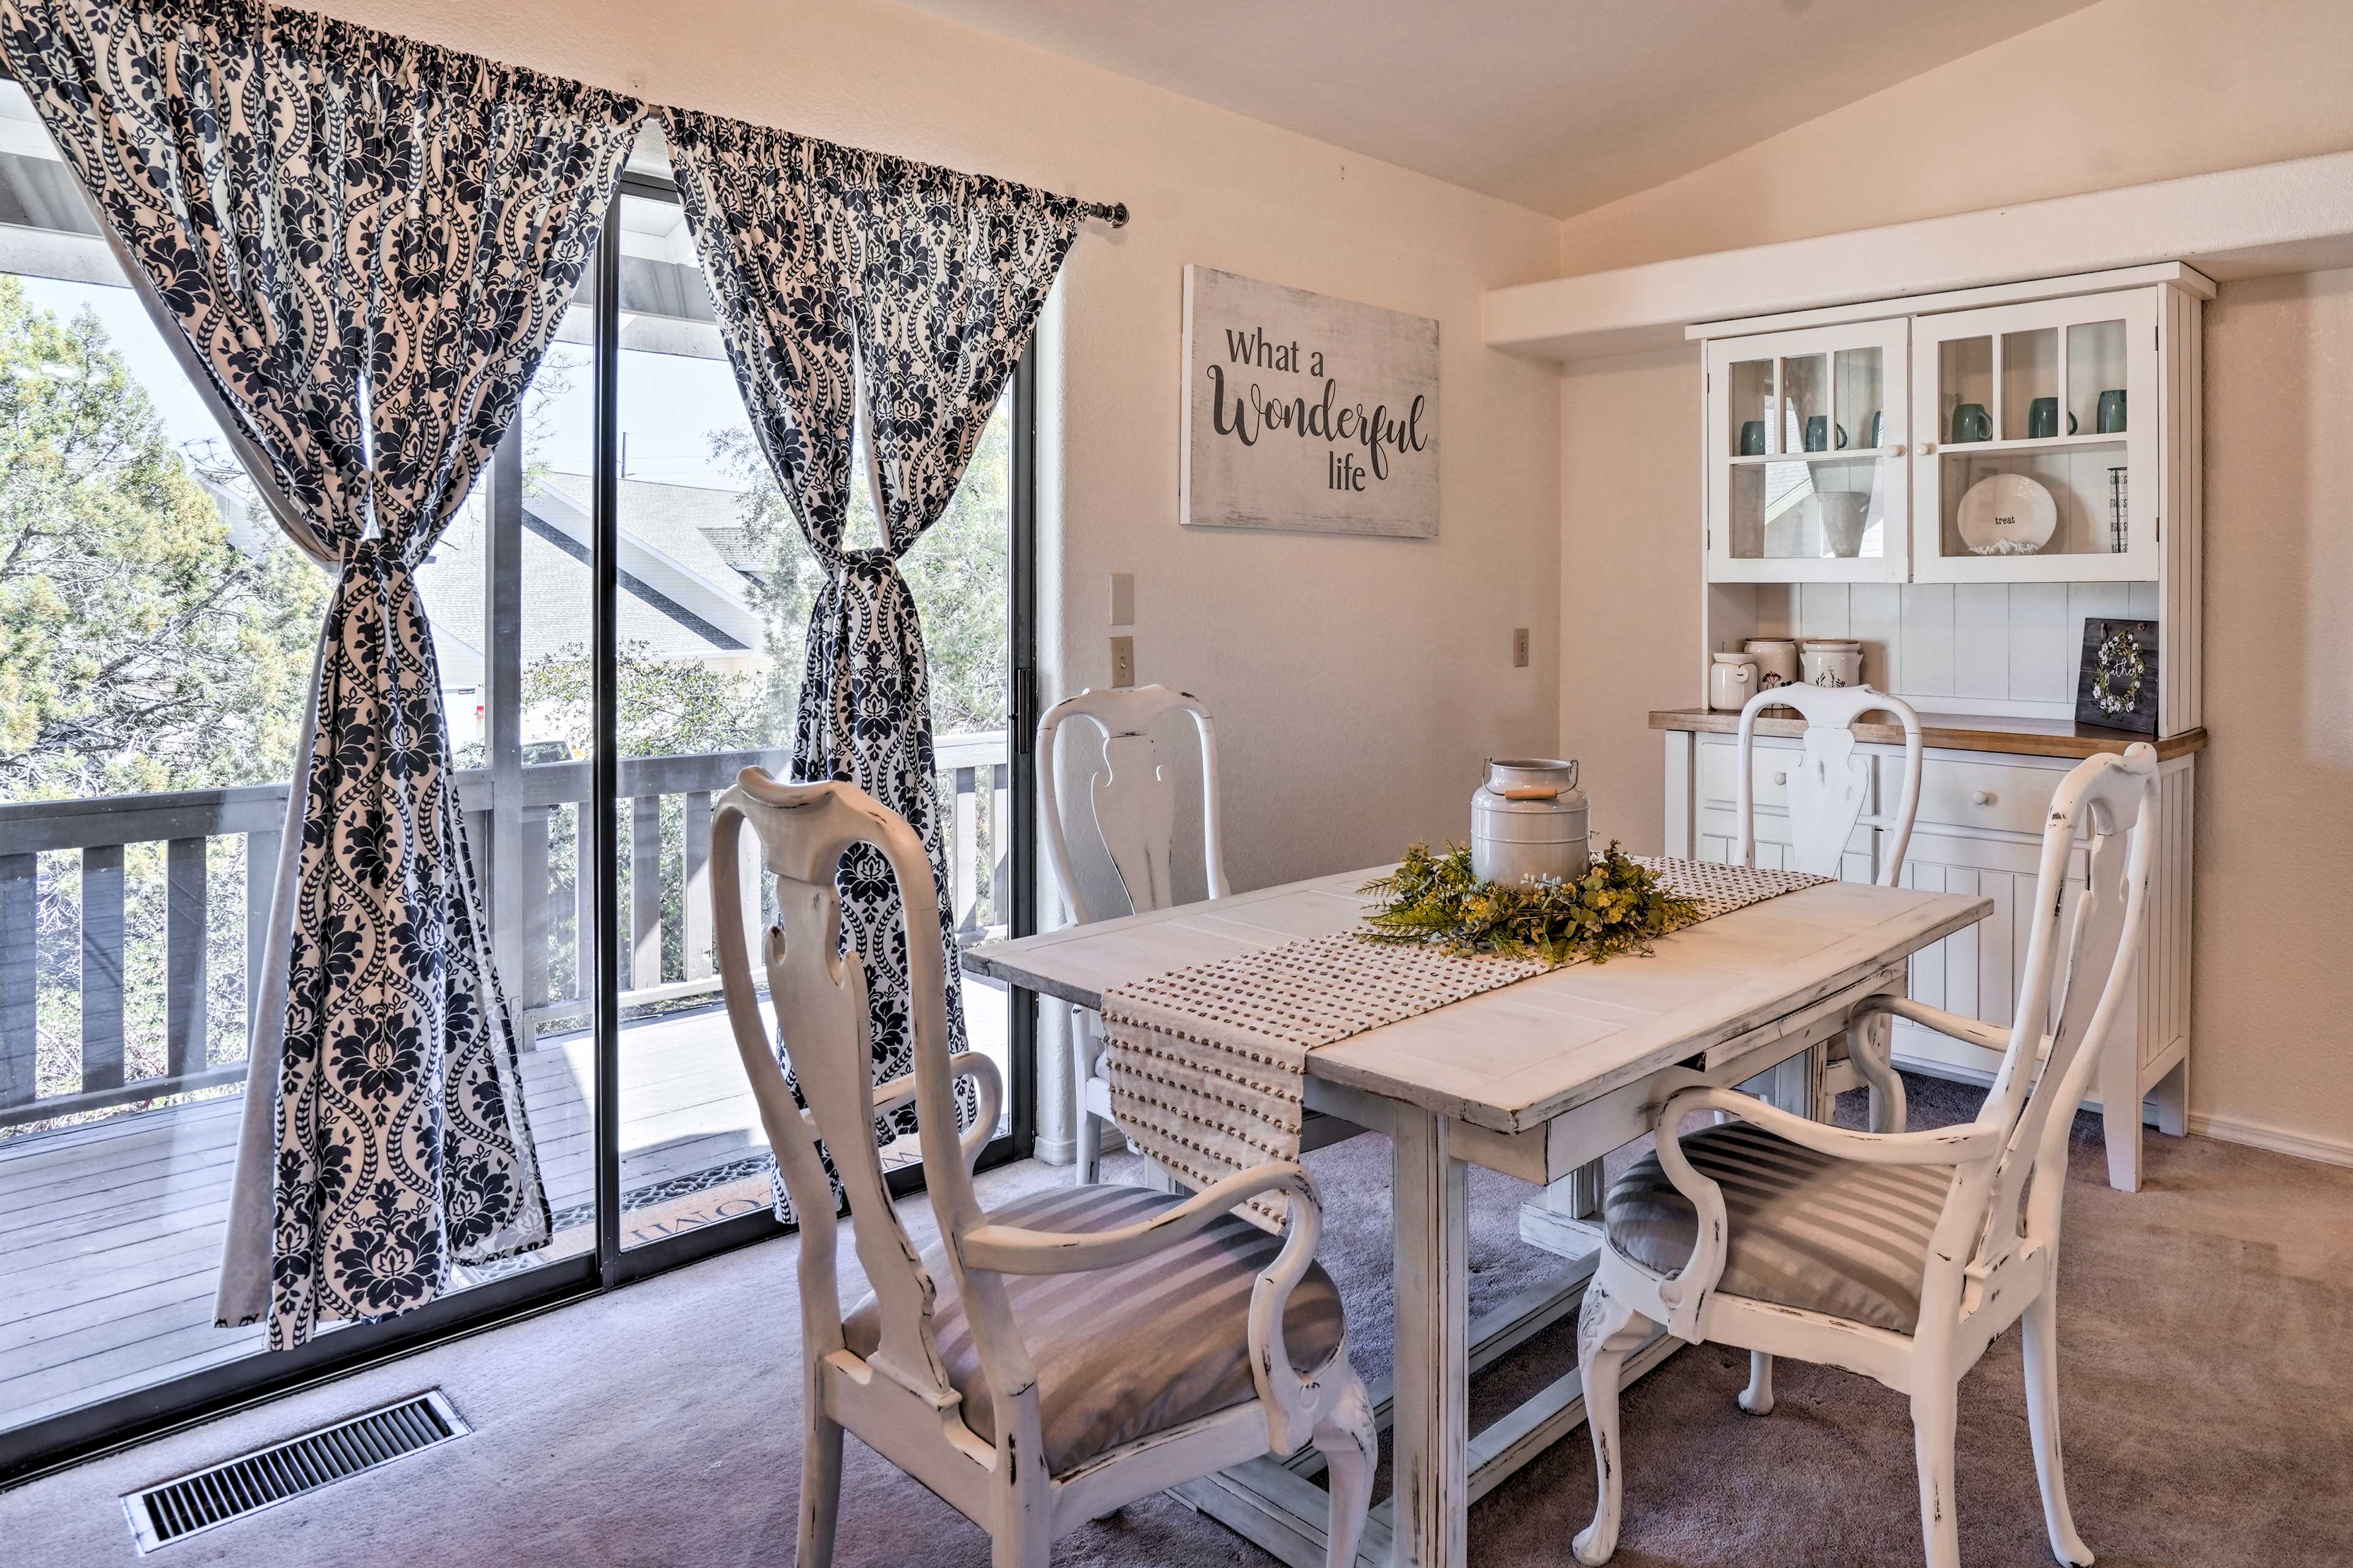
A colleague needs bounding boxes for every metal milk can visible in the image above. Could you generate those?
[1470,758,1591,885]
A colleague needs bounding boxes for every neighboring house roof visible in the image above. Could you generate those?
[416,472,779,690]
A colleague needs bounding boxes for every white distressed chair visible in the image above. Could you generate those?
[710,771,1375,1568]
[1569,743,2159,1568]
[1038,684,1229,1183]
[1735,683,1925,1127]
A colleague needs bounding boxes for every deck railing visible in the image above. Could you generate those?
[0,732,1011,1133]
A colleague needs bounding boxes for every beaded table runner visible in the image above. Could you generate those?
[1098,857,1830,1224]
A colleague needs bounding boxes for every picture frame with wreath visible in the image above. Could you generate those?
[2074,616,2160,735]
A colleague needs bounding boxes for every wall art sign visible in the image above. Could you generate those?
[2074,617,2160,735]
[1181,265,1439,538]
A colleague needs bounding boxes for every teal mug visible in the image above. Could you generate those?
[2027,397,2078,439]
[1950,402,1992,443]
[2097,388,2127,434]
[1803,415,1848,453]
[1739,419,1766,456]
[1864,410,1885,449]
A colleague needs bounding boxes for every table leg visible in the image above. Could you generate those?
[1391,1107,1468,1568]
[1517,1159,1606,1261]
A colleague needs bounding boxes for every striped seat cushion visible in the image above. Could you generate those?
[843,1183,1346,1474]
[1604,1122,1956,1333]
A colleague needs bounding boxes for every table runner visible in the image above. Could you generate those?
[1098,858,1830,1223]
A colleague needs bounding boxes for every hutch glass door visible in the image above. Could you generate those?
[1909,289,2160,582]
[1705,317,1909,583]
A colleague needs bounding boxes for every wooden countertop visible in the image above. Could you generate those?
[1649,708,2208,762]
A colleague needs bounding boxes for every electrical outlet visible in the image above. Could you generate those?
[1110,572,1135,627]
[1109,635,1136,687]
[1512,627,1531,668]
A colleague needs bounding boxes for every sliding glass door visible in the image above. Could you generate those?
[0,135,1036,1480]
[593,184,1027,1254]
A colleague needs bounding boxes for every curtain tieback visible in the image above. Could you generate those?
[825,547,908,593]
[339,533,401,575]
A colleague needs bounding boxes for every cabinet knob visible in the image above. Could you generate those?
[1773,770,1787,786]
[1921,441,1938,455]
[1971,789,1995,806]
[1887,442,1906,457]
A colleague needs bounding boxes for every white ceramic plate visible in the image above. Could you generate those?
[1956,472,2058,556]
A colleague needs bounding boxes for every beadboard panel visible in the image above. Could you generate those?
[1738,579,2161,720]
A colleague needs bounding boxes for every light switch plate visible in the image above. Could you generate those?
[1110,572,1135,627]
[1110,635,1136,687]
[1513,627,1531,667]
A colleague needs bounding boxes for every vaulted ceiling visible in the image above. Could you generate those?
[895,0,2097,218]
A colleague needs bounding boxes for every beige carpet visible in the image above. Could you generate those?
[5,1075,2351,1566]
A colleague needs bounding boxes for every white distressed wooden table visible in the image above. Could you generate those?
[964,866,1990,1568]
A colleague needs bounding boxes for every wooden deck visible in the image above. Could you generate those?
[0,982,1009,1435]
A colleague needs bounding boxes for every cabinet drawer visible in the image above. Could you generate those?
[1905,757,2065,838]
[1699,736,1877,815]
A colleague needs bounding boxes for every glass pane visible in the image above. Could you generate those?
[606,191,1014,1248]
[1726,455,1884,560]
[2001,327,2060,441]
[2068,319,2128,437]
[1833,345,1884,452]
[1726,357,1773,456]
[0,82,324,1428]
[1780,354,1828,454]
[1938,444,2129,559]
[1938,335,1994,445]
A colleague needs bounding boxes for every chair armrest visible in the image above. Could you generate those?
[961,1160,1310,1275]
[1642,1084,2003,1340]
[1849,993,2020,1059]
[1658,1085,2003,1168]
[963,1161,1333,1449]
[871,1053,1003,1173]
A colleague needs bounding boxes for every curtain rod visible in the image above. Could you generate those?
[1079,200,1129,229]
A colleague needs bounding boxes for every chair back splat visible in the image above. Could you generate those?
[1039,684,1229,923]
[1734,683,1924,885]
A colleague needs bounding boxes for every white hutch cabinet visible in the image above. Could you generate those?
[1665,263,2208,1192]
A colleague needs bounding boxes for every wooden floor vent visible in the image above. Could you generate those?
[122,1390,468,1551]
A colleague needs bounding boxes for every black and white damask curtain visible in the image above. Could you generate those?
[664,112,1077,1202]
[0,0,644,1345]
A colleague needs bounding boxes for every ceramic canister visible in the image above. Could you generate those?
[1743,638,1799,689]
[1471,759,1590,885]
[1710,651,1760,711]
[1800,638,1863,688]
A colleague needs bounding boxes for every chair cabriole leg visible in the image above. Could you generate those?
[1572,1284,1650,1566]
[2022,1283,2095,1566]
[1314,1374,1379,1567]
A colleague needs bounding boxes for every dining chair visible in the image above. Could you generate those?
[1037,684,1229,1183]
[710,771,1375,1568]
[1569,742,2158,1568]
[1734,682,1925,1129]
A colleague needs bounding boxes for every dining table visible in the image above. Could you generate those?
[964,862,1991,1568]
